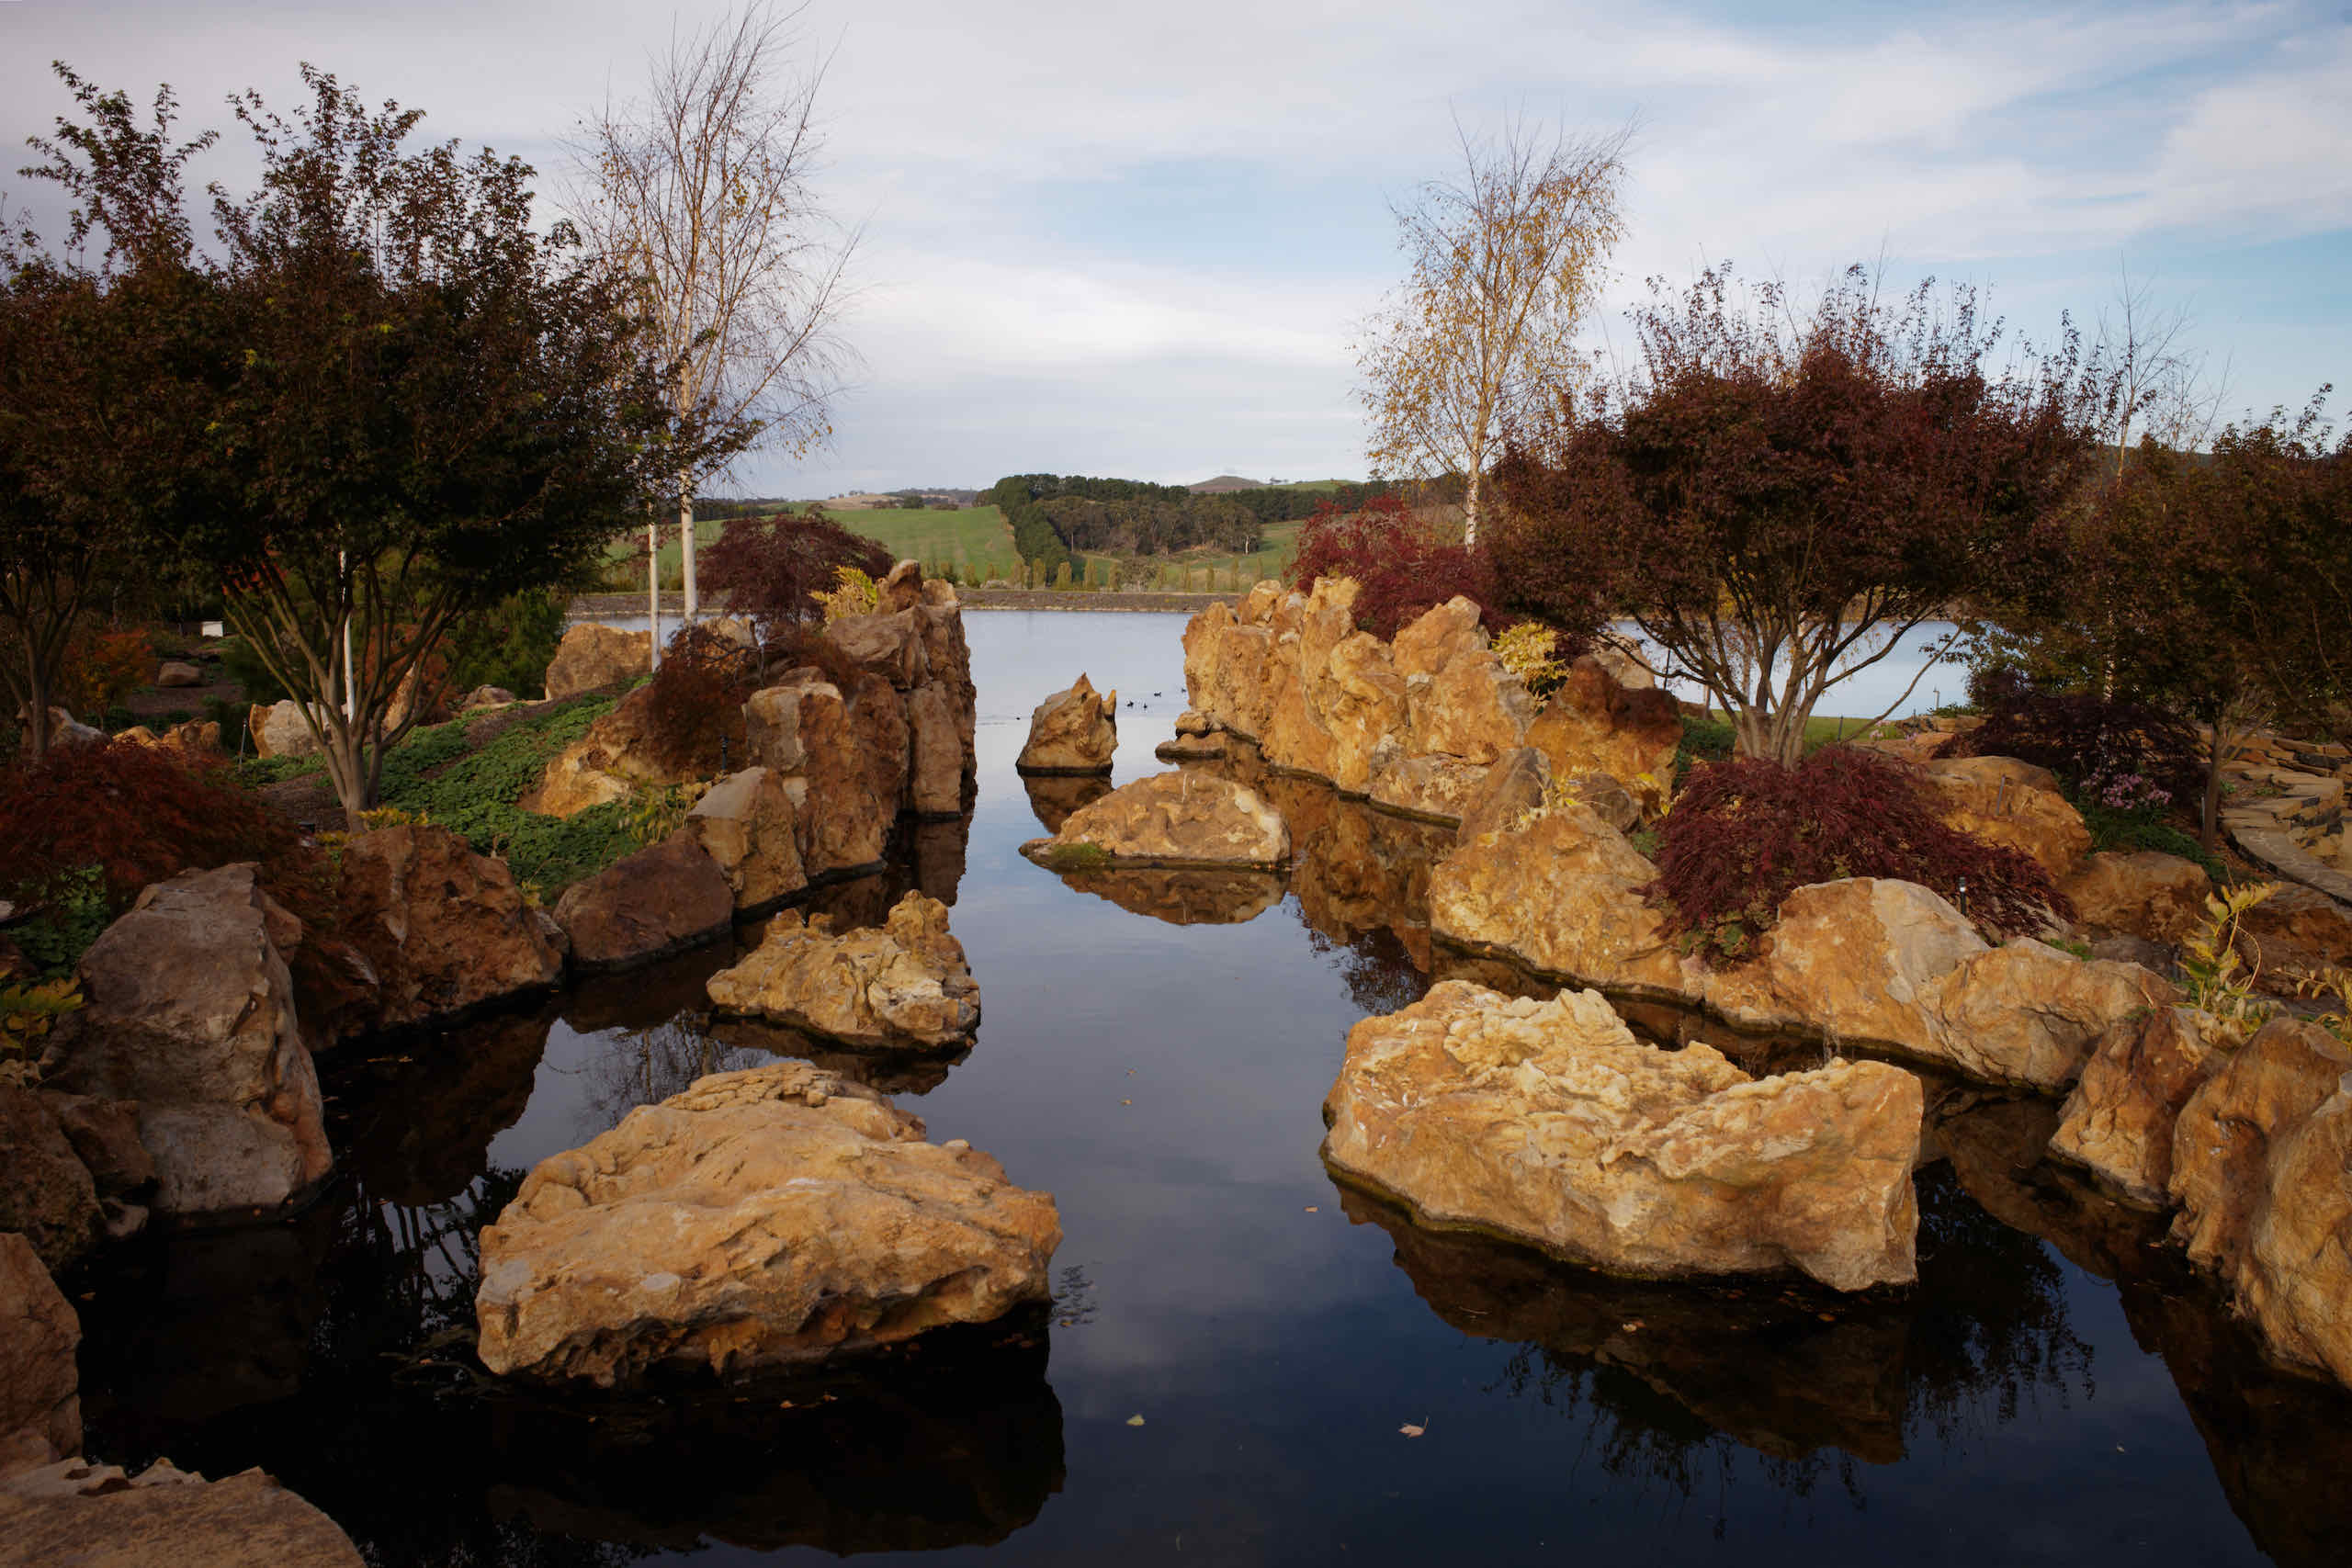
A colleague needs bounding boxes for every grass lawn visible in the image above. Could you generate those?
[606,505,1023,590]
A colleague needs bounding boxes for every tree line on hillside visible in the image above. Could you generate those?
[981,473,1440,575]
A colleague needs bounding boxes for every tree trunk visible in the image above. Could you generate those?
[21,642,53,759]
[647,513,662,671]
[679,480,698,625]
[1731,698,1813,768]
[1463,468,1483,549]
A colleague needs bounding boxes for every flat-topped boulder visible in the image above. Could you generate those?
[552,831,734,971]
[1015,674,1117,774]
[707,892,979,1049]
[41,864,331,1215]
[544,622,650,700]
[475,1061,1060,1386]
[1021,770,1288,870]
[1322,981,1922,1292]
[0,1457,364,1565]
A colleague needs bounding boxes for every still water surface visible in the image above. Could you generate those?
[74,611,2352,1564]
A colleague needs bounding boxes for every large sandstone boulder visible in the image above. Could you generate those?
[1392,598,1532,765]
[1430,799,1688,995]
[2048,1006,2221,1207]
[2060,850,2212,945]
[0,1089,101,1273]
[2169,1018,2352,1387]
[117,718,223,759]
[2235,884,2352,992]
[551,832,734,972]
[1920,756,2093,880]
[743,672,902,877]
[544,622,650,701]
[1365,744,1492,823]
[1452,746,1549,845]
[1322,981,1922,1291]
[0,1457,364,1565]
[0,1234,78,1477]
[827,608,929,691]
[155,660,202,688]
[475,1061,1060,1386]
[1022,770,1288,869]
[706,892,978,1049]
[1015,674,1117,774]
[333,824,564,1038]
[42,864,332,1214]
[247,700,324,761]
[1524,656,1682,793]
[906,682,967,816]
[522,680,708,819]
[683,767,807,910]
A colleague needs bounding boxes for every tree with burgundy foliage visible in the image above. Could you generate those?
[1494,264,2106,765]
[699,505,892,656]
[1652,746,2067,962]
[1283,493,1533,642]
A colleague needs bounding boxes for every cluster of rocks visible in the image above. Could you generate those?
[1179,581,1682,825]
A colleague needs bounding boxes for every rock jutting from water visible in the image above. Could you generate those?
[1178,578,1679,823]
[682,765,809,911]
[2047,1006,2222,1207]
[706,891,980,1049]
[1020,769,1289,870]
[475,1061,1059,1387]
[1322,980,1923,1291]
[1016,673,1118,775]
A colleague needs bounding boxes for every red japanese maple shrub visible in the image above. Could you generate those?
[1285,495,1525,642]
[700,508,894,638]
[1651,746,2069,961]
[631,624,763,775]
[1935,670,2202,813]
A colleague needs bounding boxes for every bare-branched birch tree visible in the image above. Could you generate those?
[571,0,858,651]
[1355,115,1631,547]
[2098,262,2229,477]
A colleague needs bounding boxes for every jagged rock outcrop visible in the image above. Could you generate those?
[0,1234,79,1477]
[475,1061,1060,1386]
[552,831,734,971]
[544,623,650,701]
[1022,770,1289,869]
[0,1089,102,1273]
[2060,850,2212,945]
[742,670,905,878]
[2048,1006,2220,1206]
[707,892,979,1049]
[1181,581,1674,823]
[1920,756,2093,879]
[1016,674,1117,775]
[683,766,808,910]
[332,824,564,1037]
[0,1457,365,1565]
[115,718,222,758]
[2169,1018,2352,1388]
[1431,799,1687,994]
[41,864,331,1214]
[522,680,703,819]
[1322,981,1922,1291]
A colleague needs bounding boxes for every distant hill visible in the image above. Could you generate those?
[1187,474,1267,494]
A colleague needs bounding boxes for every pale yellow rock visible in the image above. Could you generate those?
[1429,800,1688,995]
[684,766,808,910]
[1023,770,1289,869]
[475,1061,1059,1386]
[2059,850,2212,944]
[1321,980,1922,1291]
[706,892,978,1049]
[1921,755,2093,880]
[1015,674,1117,774]
[2049,1006,2221,1206]
[543,623,650,701]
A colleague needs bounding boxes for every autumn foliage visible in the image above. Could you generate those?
[1285,494,1521,641]
[1934,670,2202,811]
[54,624,154,719]
[1651,747,2069,960]
[632,625,763,775]
[0,740,321,922]
[700,507,893,637]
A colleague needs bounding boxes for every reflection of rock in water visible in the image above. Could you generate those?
[710,1015,969,1096]
[334,1010,553,1205]
[483,1323,1065,1554]
[1933,1091,2168,1283]
[1340,1188,1909,1464]
[560,940,741,1034]
[576,1018,778,1139]
[1023,773,1113,833]
[1055,866,1285,926]
[912,811,971,907]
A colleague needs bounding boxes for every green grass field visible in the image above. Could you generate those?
[825,506,1023,580]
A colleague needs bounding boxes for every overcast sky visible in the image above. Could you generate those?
[5,0,2348,497]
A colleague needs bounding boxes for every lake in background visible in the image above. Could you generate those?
[70,610,2349,1566]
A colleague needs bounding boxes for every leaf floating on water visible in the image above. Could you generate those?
[1304,1206,1318,1213]
[1398,1424,1425,1438]
[1126,1414,1147,1427]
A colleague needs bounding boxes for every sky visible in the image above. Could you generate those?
[3,0,2347,497]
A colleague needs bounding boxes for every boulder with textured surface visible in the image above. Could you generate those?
[1921,756,2093,879]
[155,660,202,688]
[1365,745,1492,824]
[1392,598,1532,764]
[2235,884,2352,992]
[1015,674,1117,774]
[474,1061,1060,1386]
[1452,746,1549,845]
[1321,981,1922,1291]
[0,1458,364,1566]
[0,1233,79,1478]
[2060,850,2212,945]
[247,700,324,760]
[2049,1007,2222,1206]
[1524,656,1683,794]
[1430,799,1688,995]
[906,682,967,816]
[553,831,734,971]
[684,767,807,910]
[827,609,929,691]
[522,680,708,819]
[743,672,904,876]
[0,1088,101,1273]
[544,623,650,700]
[1023,770,1288,869]
[2169,1018,2352,1387]
[334,824,564,1037]
[42,864,331,1214]
[707,892,979,1049]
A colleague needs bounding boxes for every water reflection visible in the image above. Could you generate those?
[1049,865,1286,925]
[710,1014,971,1096]
[1023,773,1112,833]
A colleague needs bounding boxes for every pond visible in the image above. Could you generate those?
[73,610,2351,1565]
